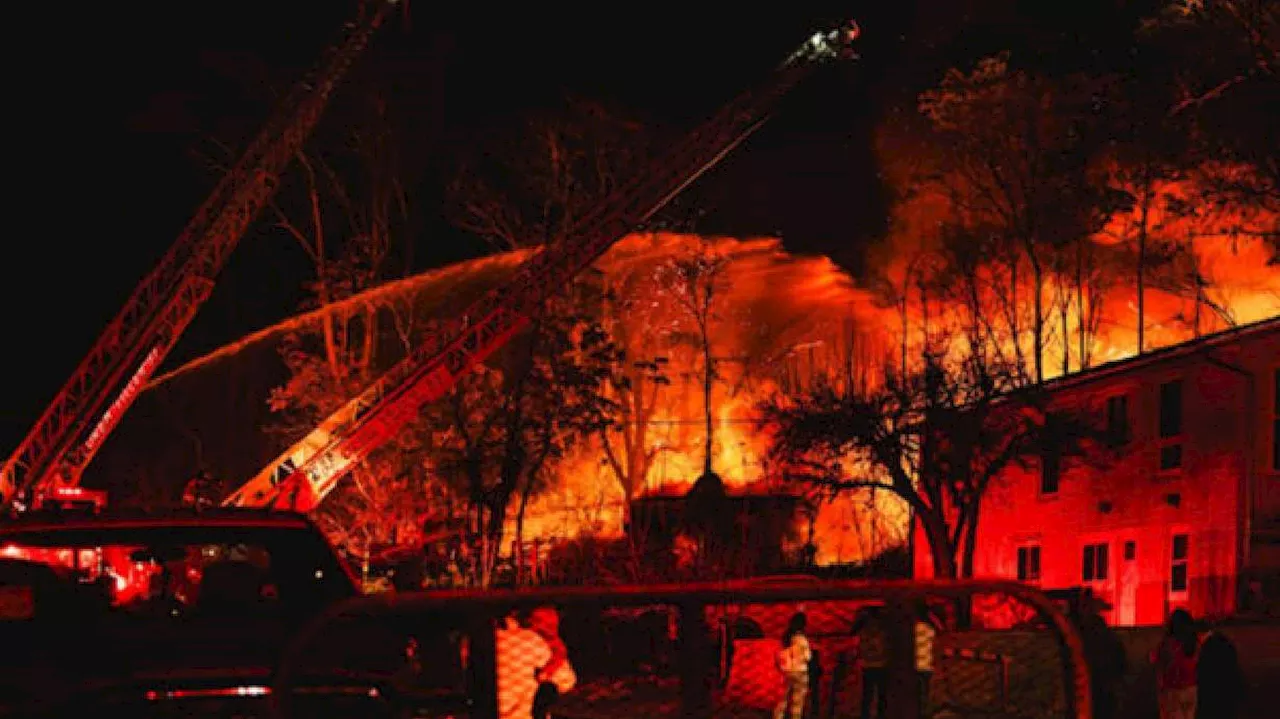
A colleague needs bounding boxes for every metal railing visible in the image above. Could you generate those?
[273,579,1091,719]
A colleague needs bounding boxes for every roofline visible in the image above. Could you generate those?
[1043,315,1279,393]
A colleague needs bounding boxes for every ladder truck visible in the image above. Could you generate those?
[0,1,401,510]
[225,21,863,512]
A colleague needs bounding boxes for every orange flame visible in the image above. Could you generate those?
[870,158,1279,373]
[517,233,908,563]
[145,211,1274,566]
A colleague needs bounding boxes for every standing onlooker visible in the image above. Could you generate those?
[914,602,938,716]
[1152,609,1199,719]
[1075,598,1127,719]
[529,606,576,719]
[496,613,551,719]
[1194,618,1244,719]
[774,611,812,719]
[852,606,888,719]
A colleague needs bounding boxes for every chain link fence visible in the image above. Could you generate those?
[278,580,1090,719]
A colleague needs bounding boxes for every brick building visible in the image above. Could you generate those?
[913,317,1279,626]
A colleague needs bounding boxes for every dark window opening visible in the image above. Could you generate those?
[1083,543,1109,583]
[1160,444,1183,471]
[1273,367,1279,472]
[1171,533,1189,593]
[1041,450,1061,495]
[1123,541,1136,561]
[1106,395,1130,445]
[1017,545,1041,582]
[1159,380,1183,438]
[1273,368,1279,413]
[1273,417,1279,472]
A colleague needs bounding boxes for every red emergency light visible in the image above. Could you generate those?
[33,486,107,511]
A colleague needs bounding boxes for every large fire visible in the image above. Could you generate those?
[518,233,907,564]
[447,208,1277,564]
[873,127,1279,375]
[144,209,1276,566]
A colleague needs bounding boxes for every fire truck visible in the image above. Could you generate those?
[0,487,138,601]
[31,486,107,513]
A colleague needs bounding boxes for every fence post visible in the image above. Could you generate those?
[677,599,714,719]
[885,596,920,719]
[467,610,499,719]
[998,654,1011,710]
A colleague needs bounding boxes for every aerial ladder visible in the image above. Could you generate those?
[226,21,863,511]
[0,1,401,509]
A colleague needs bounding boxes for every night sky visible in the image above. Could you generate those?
[4,1,1151,453]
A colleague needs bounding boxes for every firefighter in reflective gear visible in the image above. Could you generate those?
[182,471,222,509]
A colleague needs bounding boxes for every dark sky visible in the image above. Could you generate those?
[4,1,1147,453]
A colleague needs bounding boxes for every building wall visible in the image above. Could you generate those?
[912,322,1279,626]
[1244,334,1280,610]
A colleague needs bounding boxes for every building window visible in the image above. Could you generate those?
[1083,543,1109,583]
[1159,380,1184,471]
[1040,449,1061,495]
[1170,533,1189,594]
[1272,368,1279,472]
[1159,380,1183,437]
[1017,545,1041,582]
[1123,540,1136,561]
[1271,416,1278,473]
[1106,394,1130,445]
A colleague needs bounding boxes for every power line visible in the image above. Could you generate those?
[637,417,767,426]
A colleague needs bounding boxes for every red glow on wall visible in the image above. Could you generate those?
[914,322,1278,626]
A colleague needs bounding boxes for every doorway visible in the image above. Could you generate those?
[1117,538,1139,626]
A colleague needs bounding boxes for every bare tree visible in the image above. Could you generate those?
[763,320,1103,578]
[1149,0,1278,117]
[423,293,621,586]
[255,90,435,558]
[445,97,646,251]
[595,263,673,504]
[1145,0,1280,260]
[919,54,1109,382]
[659,247,731,485]
[934,225,1013,368]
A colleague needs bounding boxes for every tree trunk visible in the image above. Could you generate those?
[1137,177,1151,355]
[1008,258,1025,375]
[960,504,980,579]
[701,320,714,477]
[514,478,534,584]
[919,509,958,579]
[1030,257,1045,384]
[918,278,931,349]
[297,156,341,381]
[1076,241,1088,369]
[1059,294,1071,376]
[361,304,377,374]
[482,495,508,588]
[900,295,909,376]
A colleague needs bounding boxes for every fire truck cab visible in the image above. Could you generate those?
[31,486,107,513]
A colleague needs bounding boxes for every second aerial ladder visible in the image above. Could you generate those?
[225,21,862,511]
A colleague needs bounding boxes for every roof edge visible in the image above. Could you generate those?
[1044,316,1279,393]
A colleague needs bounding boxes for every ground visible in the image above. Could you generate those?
[547,621,1280,718]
